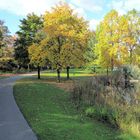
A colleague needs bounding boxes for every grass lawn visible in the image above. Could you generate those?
[40,68,95,79]
[13,77,138,140]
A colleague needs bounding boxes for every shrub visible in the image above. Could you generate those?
[13,67,27,74]
[85,107,96,118]
[0,57,17,72]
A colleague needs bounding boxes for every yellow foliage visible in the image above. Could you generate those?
[95,10,131,69]
[28,43,48,67]
[43,3,89,69]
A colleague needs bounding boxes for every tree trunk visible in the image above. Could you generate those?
[107,66,109,76]
[37,65,41,79]
[57,69,61,82]
[93,67,96,73]
[28,64,30,72]
[66,66,70,80]
[111,58,114,72]
[124,69,128,88]
[130,48,133,64]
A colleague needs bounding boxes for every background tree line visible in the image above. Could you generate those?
[1,3,139,81]
[0,20,16,72]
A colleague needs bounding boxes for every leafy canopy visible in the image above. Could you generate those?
[42,3,89,69]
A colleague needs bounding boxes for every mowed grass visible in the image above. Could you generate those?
[41,68,95,78]
[14,78,127,140]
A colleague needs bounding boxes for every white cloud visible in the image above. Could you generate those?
[110,0,140,15]
[74,7,87,18]
[89,19,101,31]
[69,3,87,19]
[70,0,104,13]
[0,0,104,31]
[69,2,101,31]
[0,0,65,16]
[0,0,88,20]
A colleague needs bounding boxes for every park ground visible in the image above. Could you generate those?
[13,69,139,140]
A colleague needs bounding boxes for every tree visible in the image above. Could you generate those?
[125,9,140,64]
[0,21,17,72]
[0,20,15,59]
[43,3,89,81]
[28,31,48,79]
[95,10,129,73]
[0,20,9,56]
[84,31,97,72]
[14,13,43,69]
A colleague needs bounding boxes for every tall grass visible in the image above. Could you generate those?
[71,65,140,138]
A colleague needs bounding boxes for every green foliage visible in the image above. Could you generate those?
[85,106,119,127]
[13,67,29,74]
[85,107,96,117]
[14,13,43,68]
[84,31,96,65]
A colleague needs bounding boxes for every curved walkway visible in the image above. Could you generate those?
[0,74,37,140]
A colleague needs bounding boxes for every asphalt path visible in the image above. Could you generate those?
[0,74,37,140]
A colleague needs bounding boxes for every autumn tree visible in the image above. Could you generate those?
[125,9,140,64]
[0,20,13,57]
[28,31,48,79]
[0,21,17,71]
[0,20,9,56]
[43,3,89,81]
[95,10,129,74]
[14,13,43,69]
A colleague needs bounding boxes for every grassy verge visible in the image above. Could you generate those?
[14,78,124,140]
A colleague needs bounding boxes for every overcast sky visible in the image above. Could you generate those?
[0,0,140,35]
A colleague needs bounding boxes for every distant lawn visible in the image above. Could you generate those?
[40,69,95,81]
[13,78,137,140]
